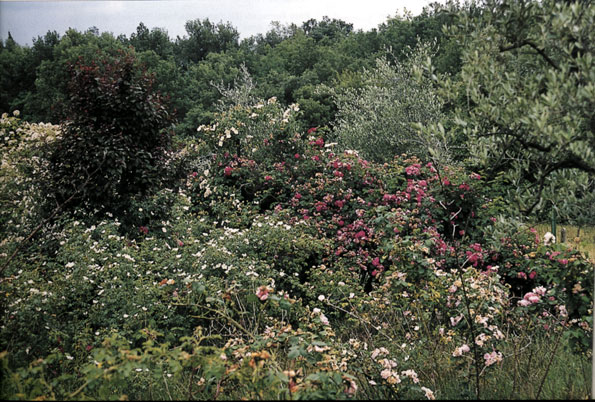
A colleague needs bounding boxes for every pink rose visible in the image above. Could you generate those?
[256,286,270,301]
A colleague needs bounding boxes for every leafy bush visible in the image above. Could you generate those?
[45,49,175,219]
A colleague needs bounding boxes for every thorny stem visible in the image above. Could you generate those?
[188,366,198,400]
[456,264,482,400]
[188,303,255,340]
[535,325,564,399]
[433,157,482,397]
[324,299,391,342]
[163,372,173,401]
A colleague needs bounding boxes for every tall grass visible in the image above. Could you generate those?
[534,223,595,263]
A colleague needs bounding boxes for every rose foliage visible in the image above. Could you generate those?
[0,99,593,400]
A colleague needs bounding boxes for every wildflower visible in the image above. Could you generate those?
[475,333,489,346]
[371,347,389,359]
[401,369,419,383]
[533,286,547,296]
[523,292,540,304]
[517,299,531,307]
[354,230,366,240]
[224,166,233,176]
[557,305,568,317]
[345,378,357,396]
[386,373,401,384]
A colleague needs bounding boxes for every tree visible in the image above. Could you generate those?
[129,22,174,59]
[23,29,129,123]
[46,49,175,217]
[175,18,239,67]
[330,44,446,163]
[176,50,244,135]
[301,17,354,42]
[437,0,594,216]
[0,33,33,114]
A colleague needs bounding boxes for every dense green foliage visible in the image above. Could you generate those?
[0,0,594,400]
[432,0,595,221]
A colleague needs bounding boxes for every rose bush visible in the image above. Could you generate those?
[0,99,592,399]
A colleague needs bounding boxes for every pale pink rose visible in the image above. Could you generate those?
[421,387,436,400]
[452,344,470,357]
[256,286,269,301]
[483,351,503,366]
[450,315,463,326]
[524,292,540,304]
[533,286,547,296]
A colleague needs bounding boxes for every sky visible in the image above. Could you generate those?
[0,0,443,46]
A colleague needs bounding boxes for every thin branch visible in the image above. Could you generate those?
[500,40,559,71]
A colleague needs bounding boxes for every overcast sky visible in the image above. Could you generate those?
[0,0,443,46]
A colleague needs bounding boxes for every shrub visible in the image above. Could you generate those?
[45,49,175,219]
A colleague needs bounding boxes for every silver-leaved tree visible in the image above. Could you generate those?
[434,0,594,221]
